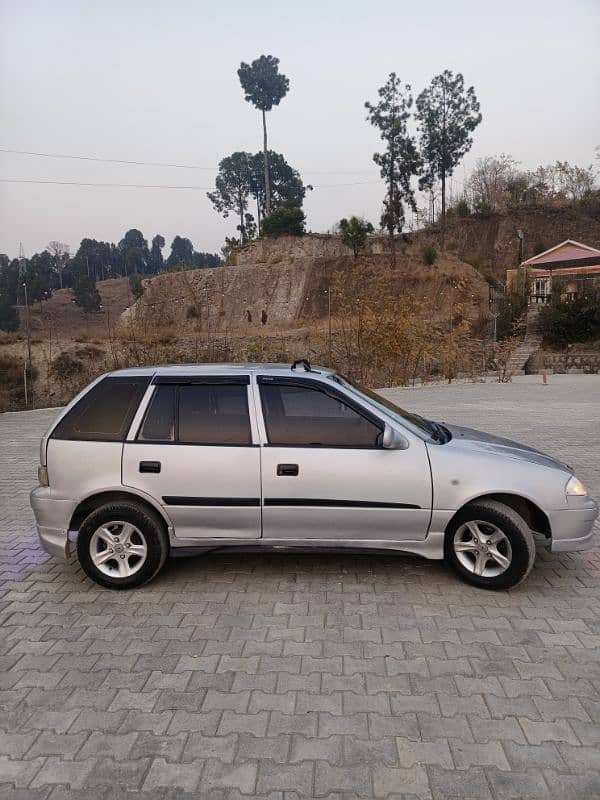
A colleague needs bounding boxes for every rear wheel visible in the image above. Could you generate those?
[445,499,536,590]
[77,501,169,589]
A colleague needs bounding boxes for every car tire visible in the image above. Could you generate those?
[444,499,536,590]
[77,501,169,590]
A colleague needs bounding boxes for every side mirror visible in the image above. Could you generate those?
[382,423,409,450]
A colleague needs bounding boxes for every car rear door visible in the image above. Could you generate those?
[122,375,261,539]
[255,376,432,541]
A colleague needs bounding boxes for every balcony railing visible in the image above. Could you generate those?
[529,294,552,305]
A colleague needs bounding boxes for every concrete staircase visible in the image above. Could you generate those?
[506,305,543,375]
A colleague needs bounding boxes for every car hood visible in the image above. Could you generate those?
[442,423,572,473]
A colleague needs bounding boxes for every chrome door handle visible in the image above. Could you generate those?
[277,463,299,476]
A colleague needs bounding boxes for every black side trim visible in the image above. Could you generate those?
[153,375,250,385]
[163,496,260,507]
[129,441,259,448]
[264,498,420,509]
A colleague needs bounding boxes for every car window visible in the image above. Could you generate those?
[260,382,381,447]
[138,385,176,441]
[330,373,433,438]
[178,384,252,445]
[52,376,150,442]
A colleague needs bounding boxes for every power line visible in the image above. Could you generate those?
[0,146,375,175]
[0,177,380,190]
[0,147,217,171]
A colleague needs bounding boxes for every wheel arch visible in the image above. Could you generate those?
[69,488,173,534]
[446,492,551,539]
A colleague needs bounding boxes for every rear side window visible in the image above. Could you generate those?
[259,382,382,447]
[52,376,150,442]
[137,383,252,445]
[138,385,176,441]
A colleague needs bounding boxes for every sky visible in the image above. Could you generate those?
[0,0,599,260]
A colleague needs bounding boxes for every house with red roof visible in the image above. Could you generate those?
[507,240,600,304]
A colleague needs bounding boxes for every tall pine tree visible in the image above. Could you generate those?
[416,70,481,241]
[365,73,421,267]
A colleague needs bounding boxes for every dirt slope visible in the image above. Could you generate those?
[413,199,600,281]
[23,277,135,338]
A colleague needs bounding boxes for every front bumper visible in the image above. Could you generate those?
[30,486,73,560]
[549,498,599,552]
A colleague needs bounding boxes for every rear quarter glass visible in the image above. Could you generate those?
[51,376,151,442]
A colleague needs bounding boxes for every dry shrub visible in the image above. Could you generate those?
[330,263,481,386]
[0,353,27,389]
[74,345,104,360]
[0,331,23,345]
[0,353,39,411]
[50,352,84,386]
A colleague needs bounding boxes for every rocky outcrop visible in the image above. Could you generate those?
[232,234,392,265]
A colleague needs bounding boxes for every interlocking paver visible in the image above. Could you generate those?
[1,375,599,798]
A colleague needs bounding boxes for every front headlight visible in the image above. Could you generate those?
[37,465,49,487]
[566,476,587,496]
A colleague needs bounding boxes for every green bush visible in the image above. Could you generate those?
[129,273,143,298]
[496,293,528,340]
[456,200,471,217]
[261,207,306,237]
[421,245,437,266]
[73,276,101,313]
[539,286,600,344]
[473,201,493,216]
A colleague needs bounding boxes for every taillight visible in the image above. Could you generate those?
[38,466,49,486]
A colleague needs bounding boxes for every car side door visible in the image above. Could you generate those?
[122,376,261,539]
[256,376,432,541]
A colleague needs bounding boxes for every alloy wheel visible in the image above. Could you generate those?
[89,521,148,578]
[453,520,512,578]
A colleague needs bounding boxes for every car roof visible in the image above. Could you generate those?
[107,363,336,379]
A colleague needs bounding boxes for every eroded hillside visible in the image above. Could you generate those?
[124,235,490,337]
[414,199,600,280]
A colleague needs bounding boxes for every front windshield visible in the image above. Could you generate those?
[330,374,434,438]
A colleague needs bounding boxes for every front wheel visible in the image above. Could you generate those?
[77,501,169,589]
[445,499,536,590]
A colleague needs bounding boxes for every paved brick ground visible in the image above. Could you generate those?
[0,374,599,800]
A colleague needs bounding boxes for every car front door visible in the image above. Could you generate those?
[256,376,432,541]
[123,376,261,539]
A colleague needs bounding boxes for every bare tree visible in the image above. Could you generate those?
[46,241,70,289]
[467,154,519,211]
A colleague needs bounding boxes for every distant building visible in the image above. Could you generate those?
[507,239,600,304]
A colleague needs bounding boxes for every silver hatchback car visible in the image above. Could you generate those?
[31,361,597,590]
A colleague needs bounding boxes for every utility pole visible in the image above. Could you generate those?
[325,286,333,365]
[19,243,34,408]
[204,288,211,355]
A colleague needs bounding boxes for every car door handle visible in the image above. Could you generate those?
[277,463,299,476]
[139,461,161,473]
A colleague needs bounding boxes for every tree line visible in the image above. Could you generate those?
[212,56,597,257]
[209,59,484,261]
[0,230,222,330]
